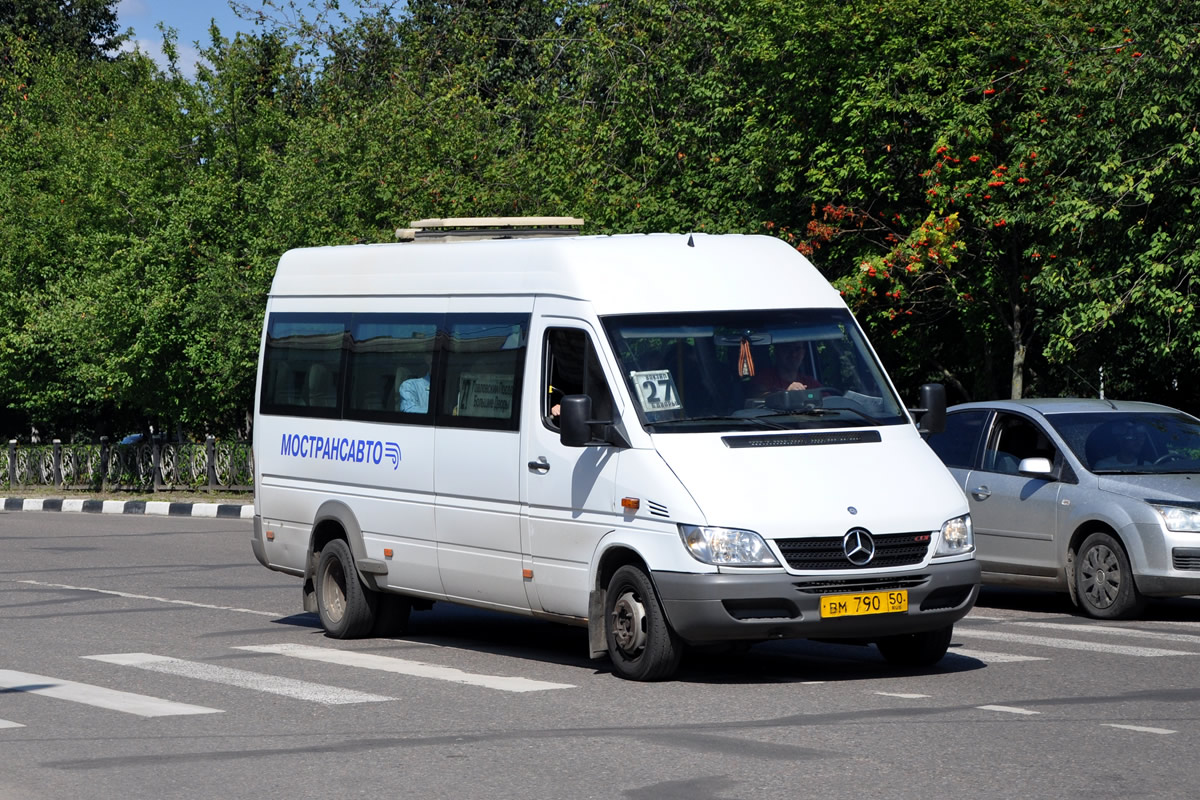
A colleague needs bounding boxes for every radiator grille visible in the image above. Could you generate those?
[776,532,932,570]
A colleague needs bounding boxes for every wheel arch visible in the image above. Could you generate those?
[586,543,651,659]
[302,500,371,613]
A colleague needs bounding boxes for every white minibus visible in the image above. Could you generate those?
[251,219,979,680]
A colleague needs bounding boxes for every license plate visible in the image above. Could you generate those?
[820,590,908,618]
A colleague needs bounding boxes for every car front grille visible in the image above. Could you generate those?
[776,532,932,570]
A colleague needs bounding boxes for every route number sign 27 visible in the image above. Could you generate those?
[629,370,683,413]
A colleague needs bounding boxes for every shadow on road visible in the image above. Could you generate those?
[270,599,986,684]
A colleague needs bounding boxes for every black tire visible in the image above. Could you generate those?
[876,625,953,667]
[315,539,378,638]
[373,594,413,637]
[605,565,683,681]
[1075,531,1145,620]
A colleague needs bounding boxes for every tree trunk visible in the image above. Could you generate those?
[1011,342,1026,399]
[1010,296,1026,399]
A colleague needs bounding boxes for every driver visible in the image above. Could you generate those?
[752,341,821,394]
[1094,422,1148,470]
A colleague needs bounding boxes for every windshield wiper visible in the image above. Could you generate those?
[653,415,792,430]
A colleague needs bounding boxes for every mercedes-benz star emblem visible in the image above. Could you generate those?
[842,528,876,566]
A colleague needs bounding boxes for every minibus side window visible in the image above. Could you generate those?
[344,314,439,424]
[260,313,347,419]
[543,328,614,430]
[436,313,529,431]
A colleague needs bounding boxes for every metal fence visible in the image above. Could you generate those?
[1,437,252,494]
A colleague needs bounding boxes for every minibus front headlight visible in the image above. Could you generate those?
[678,525,781,567]
[1150,504,1200,532]
[935,514,974,556]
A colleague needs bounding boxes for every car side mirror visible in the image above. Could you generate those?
[1018,457,1053,477]
[559,395,593,447]
[559,394,631,449]
[913,383,946,435]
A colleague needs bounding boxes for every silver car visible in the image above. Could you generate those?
[925,398,1200,619]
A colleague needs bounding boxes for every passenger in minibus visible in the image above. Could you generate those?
[397,354,432,413]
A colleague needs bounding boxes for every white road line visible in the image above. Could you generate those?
[955,628,1193,657]
[977,704,1040,716]
[83,653,391,705]
[1103,723,1176,735]
[0,719,26,729]
[19,580,282,617]
[1012,621,1200,646]
[0,669,221,717]
[876,692,930,699]
[237,643,575,693]
[948,647,1048,663]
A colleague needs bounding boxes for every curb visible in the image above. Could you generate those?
[3,497,255,519]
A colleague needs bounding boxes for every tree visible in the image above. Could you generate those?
[834,0,1200,410]
[0,34,201,436]
[0,0,126,61]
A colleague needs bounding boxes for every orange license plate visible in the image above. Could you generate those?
[820,590,908,618]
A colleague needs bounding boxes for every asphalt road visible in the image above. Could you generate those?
[3,511,1200,800]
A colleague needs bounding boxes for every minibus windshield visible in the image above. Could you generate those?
[601,308,909,433]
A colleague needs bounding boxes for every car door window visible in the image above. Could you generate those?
[926,410,988,468]
[984,413,1057,474]
[543,327,614,430]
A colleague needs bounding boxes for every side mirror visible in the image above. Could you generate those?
[1018,457,1053,477]
[559,395,593,447]
[914,383,946,435]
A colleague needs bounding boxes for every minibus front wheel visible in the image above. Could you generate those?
[315,539,378,638]
[605,565,682,681]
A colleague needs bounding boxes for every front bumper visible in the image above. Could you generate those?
[652,558,980,644]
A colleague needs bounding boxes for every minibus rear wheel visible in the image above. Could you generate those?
[315,539,378,638]
[605,565,682,681]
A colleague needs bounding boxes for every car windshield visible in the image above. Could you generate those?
[1046,411,1200,474]
[600,308,909,433]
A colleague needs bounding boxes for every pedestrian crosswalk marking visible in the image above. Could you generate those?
[948,647,1047,663]
[1013,621,1200,645]
[236,643,576,693]
[955,628,1193,657]
[0,669,221,717]
[83,653,392,705]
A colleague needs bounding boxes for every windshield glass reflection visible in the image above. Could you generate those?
[601,308,908,433]
[1047,411,1200,474]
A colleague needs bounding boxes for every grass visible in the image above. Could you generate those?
[2,484,253,504]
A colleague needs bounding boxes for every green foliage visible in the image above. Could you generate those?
[1,0,1198,439]
[0,0,126,61]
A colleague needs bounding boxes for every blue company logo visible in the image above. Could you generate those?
[280,433,401,470]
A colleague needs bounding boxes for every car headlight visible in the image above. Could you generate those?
[935,514,974,556]
[1150,504,1200,532]
[678,525,781,566]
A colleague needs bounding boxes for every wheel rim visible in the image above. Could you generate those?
[1080,544,1121,609]
[321,560,348,623]
[610,589,647,657]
